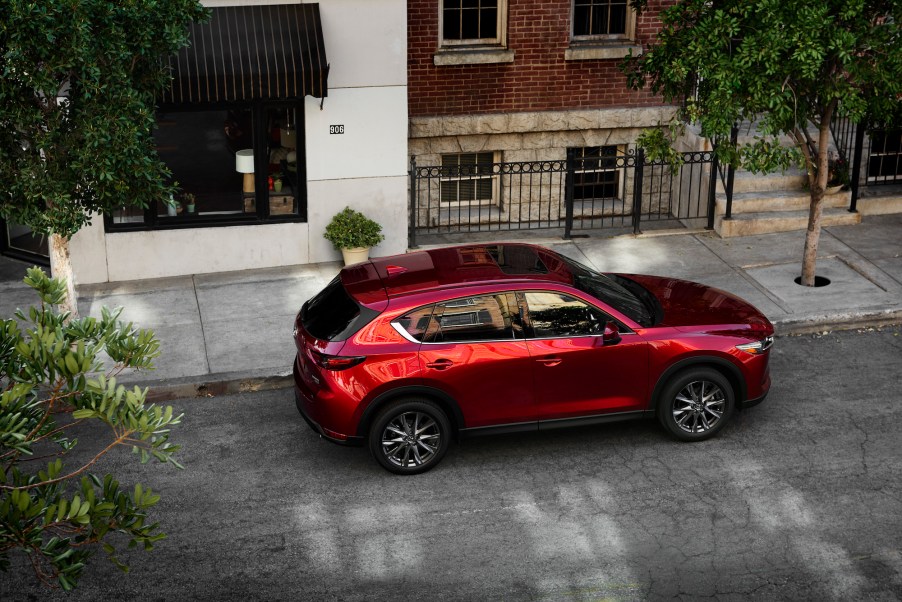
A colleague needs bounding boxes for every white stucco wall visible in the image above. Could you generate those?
[71,0,408,283]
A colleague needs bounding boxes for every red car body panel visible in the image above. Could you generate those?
[293,243,774,445]
[418,341,535,428]
[527,335,649,420]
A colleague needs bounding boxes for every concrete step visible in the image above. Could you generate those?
[715,207,861,237]
[716,168,809,194]
[715,189,850,214]
[856,193,902,216]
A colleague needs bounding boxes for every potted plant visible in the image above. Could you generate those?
[181,192,196,213]
[324,206,385,265]
[826,154,850,194]
[272,172,284,193]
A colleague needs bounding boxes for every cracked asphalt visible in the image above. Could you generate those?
[4,327,902,601]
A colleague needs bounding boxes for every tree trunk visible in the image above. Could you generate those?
[799,103,837,287]
[49,233,78,318]
[801,194,824,285]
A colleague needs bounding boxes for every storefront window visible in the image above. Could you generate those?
[106,102,305,231]
[156,108,250,219]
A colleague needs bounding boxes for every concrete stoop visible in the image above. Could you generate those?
[713,164,861,237]
[716,206,860,237]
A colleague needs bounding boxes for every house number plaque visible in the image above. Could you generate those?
[329,125,345,135]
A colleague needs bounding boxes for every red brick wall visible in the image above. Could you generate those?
[409,0,671,117]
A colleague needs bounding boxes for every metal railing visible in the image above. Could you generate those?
[831,116,902,213]
[409,146,719,247]
[714,125,738,220]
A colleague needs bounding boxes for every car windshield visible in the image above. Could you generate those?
[558,256,656,327]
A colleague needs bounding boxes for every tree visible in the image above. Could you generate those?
[622,0,902,285]
[0,268,182,591]
[0,0,208,314]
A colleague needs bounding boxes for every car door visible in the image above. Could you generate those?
[416,292,536,429]
[523,291,648,421]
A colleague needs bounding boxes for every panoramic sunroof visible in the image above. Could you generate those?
[485,245,549,275]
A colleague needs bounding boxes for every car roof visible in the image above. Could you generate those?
[341,244,574,307]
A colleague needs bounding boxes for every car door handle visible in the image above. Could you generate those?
[426,358,453,370]
[537,357,562,367]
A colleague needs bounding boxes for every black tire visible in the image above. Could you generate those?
[657,368,735,441]
[368,399,451,475]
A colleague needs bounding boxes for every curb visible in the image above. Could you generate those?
[773,308,902,336]
[143,372,294,404]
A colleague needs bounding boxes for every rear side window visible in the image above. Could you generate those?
[432,293,522,343]
[395,304,438,342]
[302,277,378,341]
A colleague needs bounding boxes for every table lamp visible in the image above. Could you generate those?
[235,149,255,193]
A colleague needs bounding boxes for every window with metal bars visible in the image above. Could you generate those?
[571,146,622,200]
[440,152,498,204]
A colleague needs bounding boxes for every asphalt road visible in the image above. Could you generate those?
[4,327,902,601]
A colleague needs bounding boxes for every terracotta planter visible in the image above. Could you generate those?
[341,247,370,265]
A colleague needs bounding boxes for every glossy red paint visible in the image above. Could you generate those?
[292,243,774,463]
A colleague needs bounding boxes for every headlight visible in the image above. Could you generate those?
[736,335,774,355]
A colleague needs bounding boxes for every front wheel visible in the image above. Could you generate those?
[658,368,735,441]
[368,399,451,475]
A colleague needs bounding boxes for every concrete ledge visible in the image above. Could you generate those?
[565,45,642,61]
[434,48,515,66]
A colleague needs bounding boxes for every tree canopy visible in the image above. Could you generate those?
[0,0,208,237]
[622,0,902,284]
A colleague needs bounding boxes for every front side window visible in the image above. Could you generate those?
[572,0,633,41]
[441,0,504,46]
[571,146,622,201]
[440,152,499,205]
[525,292,610,338]
[431,293,521,343]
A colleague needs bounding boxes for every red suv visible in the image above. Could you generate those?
[293,244,773,474]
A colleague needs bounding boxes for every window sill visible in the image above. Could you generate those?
[564,44,642,61]
[434,48,515,66]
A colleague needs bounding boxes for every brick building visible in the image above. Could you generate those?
[407,0,681,236]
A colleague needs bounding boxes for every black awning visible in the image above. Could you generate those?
[161,4,328,104]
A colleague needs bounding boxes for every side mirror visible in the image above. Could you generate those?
[602,321,621,345]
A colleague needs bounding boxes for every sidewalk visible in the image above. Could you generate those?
[2,214,901,398]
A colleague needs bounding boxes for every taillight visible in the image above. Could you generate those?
[311,351,366,371]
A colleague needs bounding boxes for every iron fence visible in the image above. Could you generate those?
[831,116,902,212]
[409,146,719,247]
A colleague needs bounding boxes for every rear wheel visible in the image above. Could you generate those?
[658,368,735,441]
[368,399,451,475]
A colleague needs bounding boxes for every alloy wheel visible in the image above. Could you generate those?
[380,411,442,468]
[671,380,726,434]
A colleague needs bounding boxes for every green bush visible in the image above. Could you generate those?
[323,207,385,250]
[0,268,181,591]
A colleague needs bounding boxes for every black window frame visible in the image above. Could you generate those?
[103,99,307,233]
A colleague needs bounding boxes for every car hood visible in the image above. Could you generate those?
[618,274,773,333]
